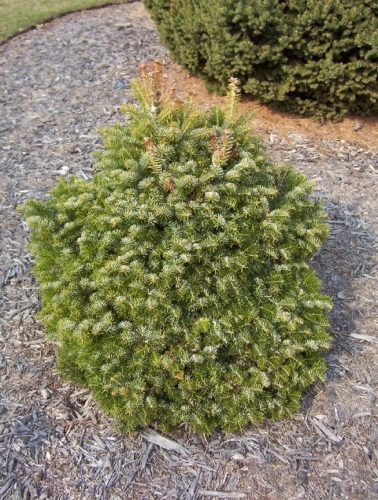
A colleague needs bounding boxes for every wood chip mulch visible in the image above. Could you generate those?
[0,2,377,499]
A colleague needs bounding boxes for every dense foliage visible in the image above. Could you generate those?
[144,0,378,120]
[21,65,331,434]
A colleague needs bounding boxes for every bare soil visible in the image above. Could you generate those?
[0,3,377,499]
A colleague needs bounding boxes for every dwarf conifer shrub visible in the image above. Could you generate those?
[21,64,331,434]
[144,0,378,120]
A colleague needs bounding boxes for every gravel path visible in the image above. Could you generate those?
[0,3,377,499]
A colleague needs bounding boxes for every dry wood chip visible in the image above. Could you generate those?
[352,412,372,419]
[183,471,201,500]
[140,442,154,469]
[312,418,342,444]
[349,333,378,344]
[353,385,374,394]
[197,490,246,499]
[142,429,188,456]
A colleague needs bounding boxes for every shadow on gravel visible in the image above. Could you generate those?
[312,200,376,380]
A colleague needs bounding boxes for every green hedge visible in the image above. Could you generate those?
[21,66,331,433]
[144,0,378,120]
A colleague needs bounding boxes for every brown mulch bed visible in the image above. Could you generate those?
[0,2,377,499]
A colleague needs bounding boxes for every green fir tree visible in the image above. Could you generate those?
[21,63,332,434]
[144,0,378,120]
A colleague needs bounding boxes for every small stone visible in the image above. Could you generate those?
[67,143,78,154]
[353,121,364,131]
[113,79,126,90]
[57,165,70,176]
[269,133,277,144]
[41,389,49,400]
[231,452,245,461]
[116,23,132,30]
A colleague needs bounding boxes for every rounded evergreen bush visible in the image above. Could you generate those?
[144,0,378,120]
[21,64,331,434]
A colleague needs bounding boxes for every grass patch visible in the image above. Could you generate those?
[0,0,131,42]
